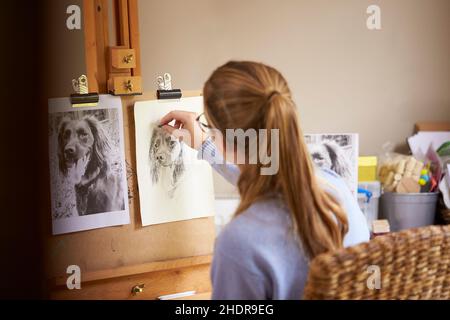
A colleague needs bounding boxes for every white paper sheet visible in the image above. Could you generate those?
[440,164,450,209]
[48,95,130,235]
[408,132,450,159]
[214,199,240,235]
[134,96,215,226]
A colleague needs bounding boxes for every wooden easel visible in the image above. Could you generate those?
[45,1,215,300]
[83,0,142,95]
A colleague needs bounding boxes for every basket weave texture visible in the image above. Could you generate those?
[304,225,450,299]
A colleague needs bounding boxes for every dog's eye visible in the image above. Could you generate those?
[170,140,177,147]
[77,129,89,138]
[313,154,324,160]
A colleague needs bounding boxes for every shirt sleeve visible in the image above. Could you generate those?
[211,249,268,300]
[197,138,240,186]
[319,169,370,246]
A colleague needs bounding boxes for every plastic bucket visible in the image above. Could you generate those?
[380,192,438,232]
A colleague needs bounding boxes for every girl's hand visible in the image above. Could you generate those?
[159,111,206,150]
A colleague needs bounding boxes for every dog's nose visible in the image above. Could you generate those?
[65,147,75,157]
[156,155,166,162]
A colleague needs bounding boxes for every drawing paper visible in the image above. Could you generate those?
[305,133,359,198]
[134,96,215,226]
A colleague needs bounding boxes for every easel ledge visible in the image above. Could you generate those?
[122,89,203,105]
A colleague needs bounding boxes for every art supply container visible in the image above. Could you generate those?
[380,192,439,231]
[357,181,381,231]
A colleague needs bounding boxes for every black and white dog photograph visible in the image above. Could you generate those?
[305,134,359,197]
[149,125,185,198]
[48,96,129,235]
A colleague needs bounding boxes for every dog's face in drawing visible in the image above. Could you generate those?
[149,126,185,196]
[307,140,350,178]
[308,144,333,170]
[58,116,111,183]
[150,127,182,167]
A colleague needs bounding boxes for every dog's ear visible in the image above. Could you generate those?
[172,145,185,185]
[57,117,71,175]
[150,161,160,184]
[323,140,350,178]
[149,126,160,184]
[84,116,111,173]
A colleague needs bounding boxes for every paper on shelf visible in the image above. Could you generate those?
[408,131,450,159]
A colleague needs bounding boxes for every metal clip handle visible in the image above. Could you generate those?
[72,75,89,95]
[156,73,173,91]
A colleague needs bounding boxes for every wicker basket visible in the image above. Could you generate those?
[304,225,450,300]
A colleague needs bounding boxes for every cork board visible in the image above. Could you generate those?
[44,91,215,278]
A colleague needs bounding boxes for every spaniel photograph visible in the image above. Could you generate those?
[305,133,359,197]
[48,96,129,235]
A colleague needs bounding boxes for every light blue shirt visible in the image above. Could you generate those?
[198,138,370,300]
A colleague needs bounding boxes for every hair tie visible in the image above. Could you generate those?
[267,91,281,103]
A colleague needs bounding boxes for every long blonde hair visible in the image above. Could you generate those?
[203,61,348,258]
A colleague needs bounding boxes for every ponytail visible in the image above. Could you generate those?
[265,93,348,258]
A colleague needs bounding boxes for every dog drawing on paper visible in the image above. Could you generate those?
[58,116,124,216]
[307,140,352,181]
[149,126,185,198]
